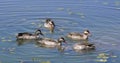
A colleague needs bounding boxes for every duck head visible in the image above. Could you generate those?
[46,18,52,23]
[45,18,55,33]
[35,29,44,36]
[83,30,91,36]
[58,37,67,44]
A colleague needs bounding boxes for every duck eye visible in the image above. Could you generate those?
[86,30,90,33]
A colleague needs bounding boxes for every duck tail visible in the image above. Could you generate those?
[17,33,23,36]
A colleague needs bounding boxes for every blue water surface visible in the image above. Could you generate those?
[0,0,120,63]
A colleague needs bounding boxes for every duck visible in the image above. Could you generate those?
[73,42,95,51]
[66,30,91,40]
[16,29,43,40]
[44,18,55,33]
[37,37,66,48]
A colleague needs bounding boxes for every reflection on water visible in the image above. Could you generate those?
[0,0,120,63]
[16,39,37,46]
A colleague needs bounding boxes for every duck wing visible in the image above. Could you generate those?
[43,38,56,42]
[69,32,83,36]
[87,43,94,46]
[18,32,32,36]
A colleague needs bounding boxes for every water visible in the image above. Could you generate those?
[0,0,120,63]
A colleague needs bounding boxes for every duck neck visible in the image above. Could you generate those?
[58,41,62,46]
[34,33,39,36]
[34,31,40,35]
[83,34,88,39]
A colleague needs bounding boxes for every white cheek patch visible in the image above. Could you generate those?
[49,21,53,25]
[84,31,88,34]
[59,39,63,41]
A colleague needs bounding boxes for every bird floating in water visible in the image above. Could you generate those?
[16,29,43,40]
[44,18,55,33]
